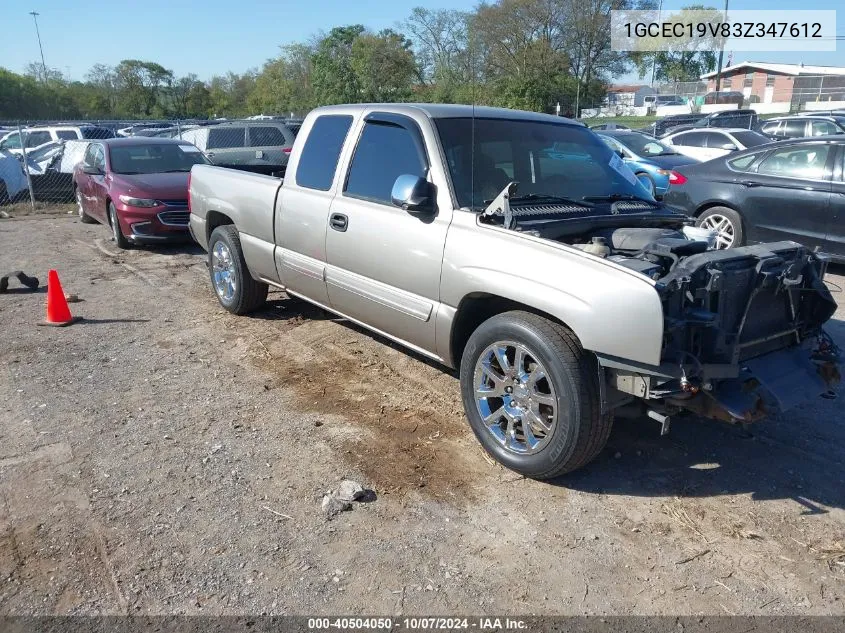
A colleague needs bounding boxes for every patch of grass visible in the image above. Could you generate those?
[1,202,75,218]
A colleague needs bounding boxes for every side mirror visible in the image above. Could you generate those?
[82,163,102,175]
[616,149,626,159]
[720,143,738,151]
[391,174,435,214]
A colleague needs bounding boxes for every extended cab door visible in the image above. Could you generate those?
[276,113,355,306]
[323,112,453,355]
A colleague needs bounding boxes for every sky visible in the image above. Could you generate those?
[1,0,844,83]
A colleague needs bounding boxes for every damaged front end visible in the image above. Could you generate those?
[610,242,840,425]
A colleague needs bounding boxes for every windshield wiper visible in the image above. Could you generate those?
[497,193,594,208]
[582,193,657,204]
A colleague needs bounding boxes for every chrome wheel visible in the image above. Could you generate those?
[211,241,236,303]
[699,213,735,249]
[473,340,557,455]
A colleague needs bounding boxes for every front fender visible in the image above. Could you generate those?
[440,215,665,367]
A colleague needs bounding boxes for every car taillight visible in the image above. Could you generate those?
[282,147,292,154]
[187,171,192,212]
[668,171,687,185]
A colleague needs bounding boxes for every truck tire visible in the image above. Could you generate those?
[208,225,268,315]
[460,311,612,479]
[696,206,744,249]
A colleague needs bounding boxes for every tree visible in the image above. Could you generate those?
[311,25,366,104]
[630,6,720,83]
[113,59,174,117]
[350,30,418,102]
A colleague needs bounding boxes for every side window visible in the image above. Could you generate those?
[757,145,831,179]
[25,131,52,147]
[706,132,736,150]
[56,130,79,141]
[782,120,807,138]
[248,126,287,147]
[295,115,353,191]
[207,127,246,149]
[677,132,708,147]
[761,120,781,135]
[0,133,21,150]
[83,144,96,165]
[344,121,426,205]
[92,145,105,170]
[810,120,838,136]
[728,153,759,171]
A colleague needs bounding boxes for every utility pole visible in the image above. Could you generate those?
[29,11,47,83]
[650,0,664,87]
[713,0,729,93]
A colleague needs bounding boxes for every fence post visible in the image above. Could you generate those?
[176,119,182,137]
[17,122,36,210]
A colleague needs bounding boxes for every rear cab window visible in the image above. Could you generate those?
[294,115,354,191]
[56,130,80,141]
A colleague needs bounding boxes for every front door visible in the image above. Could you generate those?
[324,114,452,355]
[742,142,833,249]
[88,144,109,222]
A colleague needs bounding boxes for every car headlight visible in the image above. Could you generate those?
[656,169,670,176]
[119,195,159,207]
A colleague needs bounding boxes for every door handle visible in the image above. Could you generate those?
[740,180,759,188]
[206,152,215,158]
[329,213,348,232]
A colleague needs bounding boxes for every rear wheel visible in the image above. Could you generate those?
[696,206,744,249]
[108,202,131,249]
[460,311,612,479]
[208,225,268,315]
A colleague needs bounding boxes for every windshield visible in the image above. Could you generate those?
[732,131,771,148]
[435,118,649,209]
[109,143,210,174]
[608,133,674,156]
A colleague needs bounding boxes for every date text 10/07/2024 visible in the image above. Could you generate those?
[307,617,528,630]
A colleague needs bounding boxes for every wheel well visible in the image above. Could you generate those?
[206,211,234,241]
[449,293,576,367]
[694,201,739,218]
[105,196,113,225]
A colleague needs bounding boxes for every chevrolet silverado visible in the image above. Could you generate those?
[188,104,840,478]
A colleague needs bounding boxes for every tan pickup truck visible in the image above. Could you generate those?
[188,103,839,478]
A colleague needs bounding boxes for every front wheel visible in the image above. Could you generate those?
[696,206,744,249]
[460,311,612,479]
[108,202,131,249]
[208,225,268,315]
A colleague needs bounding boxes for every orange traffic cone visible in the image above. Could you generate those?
[39,270,81,327]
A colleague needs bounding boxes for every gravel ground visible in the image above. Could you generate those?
[0,212,844,616]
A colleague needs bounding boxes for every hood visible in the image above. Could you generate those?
[110,172,189,200]
[647,153,701,169]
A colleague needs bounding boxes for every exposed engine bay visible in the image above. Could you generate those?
[481,183,841,426]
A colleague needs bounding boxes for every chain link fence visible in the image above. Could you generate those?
[0,117,304,208]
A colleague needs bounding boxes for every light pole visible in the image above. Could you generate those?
[650,0,664,87]
[29,11,47,82]
[713,0,729,94]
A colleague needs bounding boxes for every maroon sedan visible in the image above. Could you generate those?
[73,137,210,248]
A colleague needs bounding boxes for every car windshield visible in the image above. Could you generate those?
[435,118,649,209]
[611,133,675,156]
[109,143,210,174]
[731,131,771,147]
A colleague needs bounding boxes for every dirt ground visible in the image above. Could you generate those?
[0,211,844,616]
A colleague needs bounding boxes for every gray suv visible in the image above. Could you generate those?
[179,122,295,177]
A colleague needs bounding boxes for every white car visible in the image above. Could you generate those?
[0,125,113,156]
[661,128,773,162]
